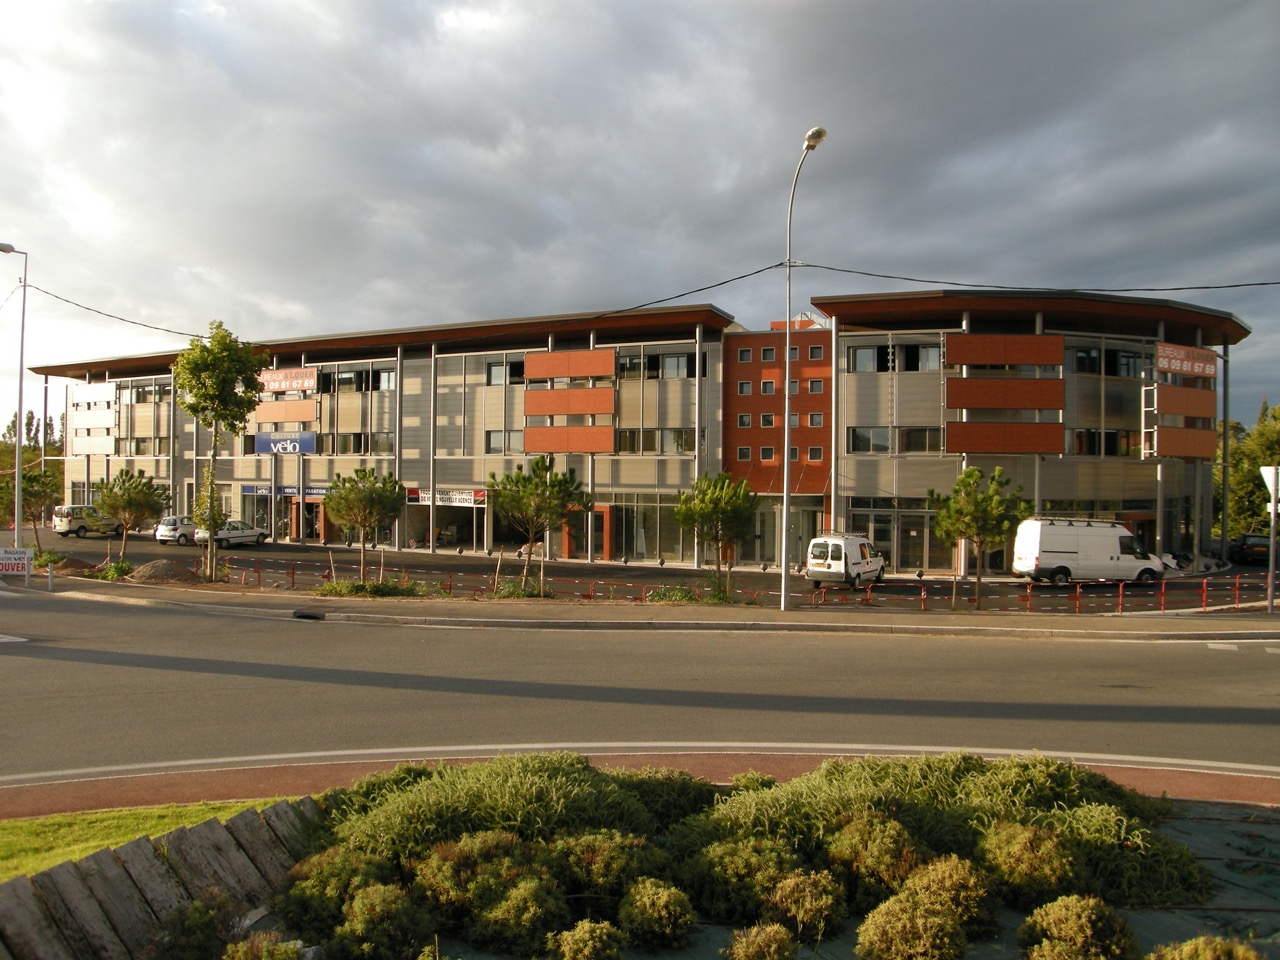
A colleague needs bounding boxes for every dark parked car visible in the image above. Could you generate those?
[1230,534,1277,565]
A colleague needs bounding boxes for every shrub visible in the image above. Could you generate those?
[1147,936,1266,959]
[413,830,532,922]
[617,877,696,950]
[96,559,135,580]
[605,765,723,831]
[322,762,444,821]
[221,933,304,960]
[548,830,659,909]
[719,923,798,960]
[855,892,967,960]
[328,882,438,960]
[826,810,925,910]
[546,919,626,960]
[762,869,846,943]
[32,549,66,569]
[492,578,552,598]
[274,844,397,944]
[730,771,778,792]
[313,578,421,597]
[1017,894,1141,960]
[465,875,571,956]
[684,837,803,924]
[899,854,995,937]
[644,582,700,603]
[143,889,244,960]
[980,820,1076,908]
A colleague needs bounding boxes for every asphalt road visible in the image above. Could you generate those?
[1,587,1278,792]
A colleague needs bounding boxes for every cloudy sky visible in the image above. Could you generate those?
[2,0,1277,428]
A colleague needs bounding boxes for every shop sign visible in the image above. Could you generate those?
[255,431,317,454]
[405,488,487,506]
[243,484,329,497]
[261,367,318,392]
[1156,343,1218,378]
[0,547,33,577]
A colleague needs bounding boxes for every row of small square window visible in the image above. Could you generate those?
[737,447,824,462]
[736,413,823,428]
[737,345,824,363]
[737,380,824,396]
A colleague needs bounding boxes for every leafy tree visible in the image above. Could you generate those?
[1215,401,1280,539]
[94,469,171,561]
[487,455,592,590]
[12,469,61,553]
[171,321,270,581]
[673,472,759,597]
[324,467,407,579]
[928,466,1031,609]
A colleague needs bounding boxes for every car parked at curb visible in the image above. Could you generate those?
[1229,533,1277,565]
[194,520,269,548]
[52,504,123,539]
[154,515,197,545]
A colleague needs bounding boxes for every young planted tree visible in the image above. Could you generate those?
[673,472,758,598]
[928,466,1031,610]
[171,321,270,581]
[486,455,591,591]
[94,469,171,561]
[323,467,407,580]
[15,469,62,554]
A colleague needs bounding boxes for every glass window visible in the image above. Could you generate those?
[618,429,640,453]
[485,430,503,454]
[789,346,799,361]
[486,362,507,386]
[808,379,823,394]
[760,413,775,428]
[371,432,395,453]
[761,347,776,362]
[790,447,799,461]
[849,345,890,372]
[662,353,692,379]
[809,345,823,360]
[619,356,644,380]
[847,426,890,453]
[761,380,776,395]
[372,367,397,391]
[900,427,942,453]
[737,348,752,362]
[737,447,751,461]
[809,412,823,427]
[808,446,823,461]
[662,428,695,453]
[790,413,799,427]
[1074,348,1101,374]
[789,380,799,395]
[760,446,776,461]
[737,381,751,395]
[737,414,751,428]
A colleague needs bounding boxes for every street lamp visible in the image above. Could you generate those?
[0,242,27,550]
[780,126,826,612]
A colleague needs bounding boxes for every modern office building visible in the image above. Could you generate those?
[32,289,1248,573]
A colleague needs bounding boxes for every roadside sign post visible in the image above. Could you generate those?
[0,546,33,588]
[1262,466,1279,615]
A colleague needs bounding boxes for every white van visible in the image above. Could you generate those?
[1011,517,1162,584]
[53,504,123,539]
[804,535,886,588]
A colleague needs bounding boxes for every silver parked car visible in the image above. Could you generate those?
[194,520,269,548]
[154,515,197,545]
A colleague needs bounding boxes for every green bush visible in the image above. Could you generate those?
[719,923,798,960]
[413,830,533,923]
[273,845,397,944]
[322,762,444,821]
[644,582,701,603]
[313,578,421,597]
[855,892,967,960]
[730,770,777,792]
[545,919,626,960]
[328,882,438,960]
[96,559,134,580]
[617,877,696,950]
[899,854,995,937]
[684,837,803,924]
[980,820,1076,908]
[548,829,660,911]
[605,765,723,831]
[1017,893,1141,960]
[32,549,66,569]
[143,889,244,960]
[339,752,656,861]
[465,874,571,956]
[491,578,553,598]
[1146,936,1266,959]
[221,933,304,960]
[761,869,846,943]
[825,810,925,910]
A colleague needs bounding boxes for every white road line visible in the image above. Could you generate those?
[1207,642,1238,650]
[0,635,29,643]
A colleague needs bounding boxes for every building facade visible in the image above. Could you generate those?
[34,290,1248,573]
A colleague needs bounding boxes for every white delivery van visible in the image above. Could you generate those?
[53,504,123,539]
[804,535,886,588]
[1011,517,1162,584]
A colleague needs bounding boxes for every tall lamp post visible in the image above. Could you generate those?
[0,242,27,550]
[780,126,826,612]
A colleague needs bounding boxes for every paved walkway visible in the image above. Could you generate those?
[3,576,1279,817]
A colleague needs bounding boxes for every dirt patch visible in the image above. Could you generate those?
[128,559,203,584]
[51,557,97,574]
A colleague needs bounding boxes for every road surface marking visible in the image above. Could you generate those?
[1207,643,1238,650]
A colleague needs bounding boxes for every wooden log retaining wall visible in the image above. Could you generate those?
[0,796,326,960]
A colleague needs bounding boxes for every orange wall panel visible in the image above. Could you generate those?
[255,399,319,423]
[945,422,1063,454]
[945,334,1065,367]
[523,387,615,416]
[946,378,1064,410]
[524,348,617,380]
[524,425,615,454]
[1156,384,1217,418]
[1157,428,1217,459]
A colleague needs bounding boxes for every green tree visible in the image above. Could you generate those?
[928,466,1031,610]
[94,469,171,561]
[16,469,62,553]
[487,455,592,590]
[1215,401,1280,539]
[171,320,270,581]
[323,467,407,579]
[673,472,759,597]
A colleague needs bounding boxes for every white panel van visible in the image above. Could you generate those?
[804,535,886,588]
[1011,517,1162,584]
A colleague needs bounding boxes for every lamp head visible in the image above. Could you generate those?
[803,127,827,151]
[0,243,17,255]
